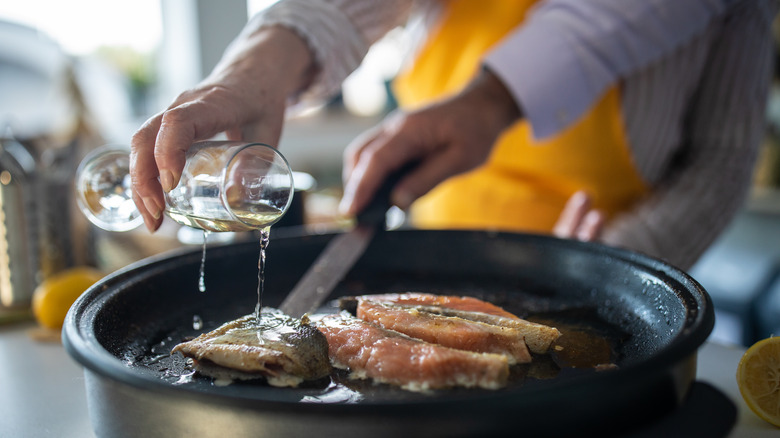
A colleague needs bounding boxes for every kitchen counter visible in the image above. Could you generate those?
[1,321,777,437]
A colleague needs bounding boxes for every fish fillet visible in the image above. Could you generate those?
[172,309,331,387]
[351,292,518,318]
[408,304,561,354]
[357,300,531,365]
[345,293,561,354]
[317,312,510,391]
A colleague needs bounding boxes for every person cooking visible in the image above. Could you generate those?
[130,0,776,270]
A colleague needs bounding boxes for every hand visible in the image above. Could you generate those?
[552,191,606,241]
[339,68,521,216]
[129,26,313,232]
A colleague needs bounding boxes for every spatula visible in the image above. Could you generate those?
[279,166,408,317]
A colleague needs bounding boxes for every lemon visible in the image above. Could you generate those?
[736,336,780,427]
[32,266,104,330]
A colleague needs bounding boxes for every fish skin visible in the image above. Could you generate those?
[357,300,532,365]
[316,312,510,392]
[343,293,561,354]
[171,308,331,387]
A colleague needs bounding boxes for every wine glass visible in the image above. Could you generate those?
[75,141,294,232]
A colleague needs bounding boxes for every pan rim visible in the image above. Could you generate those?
[63,229,713,412]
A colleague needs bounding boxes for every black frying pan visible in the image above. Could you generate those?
[63,229,713,438]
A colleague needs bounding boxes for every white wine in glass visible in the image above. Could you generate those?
[75,141,294,233]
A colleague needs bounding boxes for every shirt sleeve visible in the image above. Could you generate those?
[600,0,776,270]
[483,0,731,139]
[249,0,413,103]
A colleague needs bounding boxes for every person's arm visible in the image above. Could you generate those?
[339,68,522,216]
[130,25,313,231]
[130,0,412,232]
[484,0,733,139]
[246,0,413,104]
[341,0,743,219]
[601,1,776,270]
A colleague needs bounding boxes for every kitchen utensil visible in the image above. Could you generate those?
[0,135,38,307]
[279,166,403,317]
[63,229,714,437]
[0,133,94,307]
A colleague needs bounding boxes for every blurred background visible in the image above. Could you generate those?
[0,0,778,347]
[0,0,401,304]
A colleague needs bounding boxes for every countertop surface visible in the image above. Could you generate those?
[1,322,778,438]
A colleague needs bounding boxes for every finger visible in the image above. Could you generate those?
[224,122,284,149]
[154,104,202,192]
[389,144,482,210]
[234,100,286,146]
[154,95,248,191]
[576,209,606,242]
[130,114,166,227]
[132,190,163,232]
[338,147,386,216]
[553,191,591,238]
[342,124,384,184]
[225,127,243,142]
[339,131,421,216]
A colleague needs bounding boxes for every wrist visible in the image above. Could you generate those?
[464,67,523,133]
[209,25,316,100]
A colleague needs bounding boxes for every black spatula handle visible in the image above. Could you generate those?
[355,162,416,227]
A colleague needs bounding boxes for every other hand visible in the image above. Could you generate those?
[552,191,606,241]
[339,68,521,216]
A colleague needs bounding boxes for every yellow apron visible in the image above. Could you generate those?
[393,0,648,233]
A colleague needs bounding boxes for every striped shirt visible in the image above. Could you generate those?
[253,0,776,269]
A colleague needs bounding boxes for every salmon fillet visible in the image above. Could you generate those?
[316,312,510,391]
[346,293,561,354]
[172,309,331,387]
[408,304,561,354]
[354,292,518,318]
[357,300,532,365]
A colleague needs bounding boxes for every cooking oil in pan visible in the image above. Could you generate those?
[144,305,624,402]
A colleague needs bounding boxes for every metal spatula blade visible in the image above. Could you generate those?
[278,225,375,318]
[279,165,411,318]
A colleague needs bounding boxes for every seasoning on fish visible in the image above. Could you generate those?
[171,308,330,387]
[343,292,561,354]
[357,300,532,365]
[317,312,510,392]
